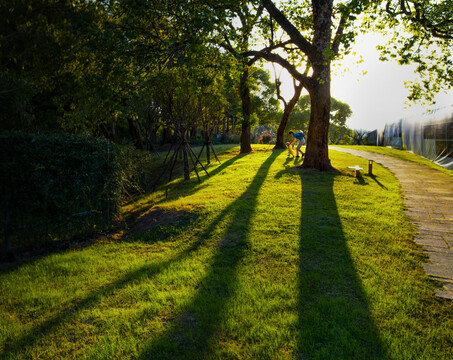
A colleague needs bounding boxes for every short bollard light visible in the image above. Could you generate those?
[368,160,373,175]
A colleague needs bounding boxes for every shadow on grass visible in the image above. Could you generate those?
[297,169,387,359]
[142,150,245,192]
[137,153,246,210]
[283,156,294,166]
[148,145,238,190]
[353,174,368,186]
[137,151,279,360]
[125,154,251,246]
[1,259,172,358]
[351,173,388,190]
[369,174,388,190]
[1,154,245,274]
[294,156,304,165]
[1,152,278,359]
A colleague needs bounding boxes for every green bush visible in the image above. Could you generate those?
[259,133,273,144]
[0,131,153,253]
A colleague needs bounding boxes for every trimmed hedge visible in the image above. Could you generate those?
[0,131,153,253]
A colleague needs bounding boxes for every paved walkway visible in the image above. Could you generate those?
[331,147,453,299]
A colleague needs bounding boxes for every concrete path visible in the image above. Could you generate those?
[331,147,453,300]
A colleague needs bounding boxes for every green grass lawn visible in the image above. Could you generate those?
[1,145,452,359]
[337,145,453,177]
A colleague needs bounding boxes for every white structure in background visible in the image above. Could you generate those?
[378,104,453,170]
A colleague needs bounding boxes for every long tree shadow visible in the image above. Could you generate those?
[297,169,387,359]
[1,261,165,358]
[1,153,252,357]
[167,153,247,199]
[138,152,279,360]
[129,153,246,217]
[1,152,278,359]
[2,241,221,359]
[1,154,246,274]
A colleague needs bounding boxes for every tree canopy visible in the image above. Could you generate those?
[371,0,453,102]
[1,0,451,170]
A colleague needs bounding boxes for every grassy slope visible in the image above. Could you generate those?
[1,145,452,359]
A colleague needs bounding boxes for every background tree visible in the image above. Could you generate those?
[256,10,311,149]
[152,67,203,180]
[197,64,229,164]
[329,98,353,144]
[150,41,232,179]
[217,3,265,153]
[370,0,453,103]
[243,0,361,170]
[272,67,307,149]
[352,128,369,145]
[0,0,101,130]
[287,95,352,141]
[250,68,280,127]
[74,0,219,147]
[385,0,453,39]
[0,0,223,146]
[329,125,353,145]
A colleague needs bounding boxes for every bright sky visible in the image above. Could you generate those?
[271,32,453,131]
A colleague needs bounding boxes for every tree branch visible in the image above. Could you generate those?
[275,77,286,107]
[386,0,453,40]
[253,4,265,25]
[219,36,238,56]
[257,40,293,53]
[332,16,347,55]
[243,50,313,89]
[261,0,317,61]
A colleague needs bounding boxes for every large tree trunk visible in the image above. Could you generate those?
[302,79,332,170]
[239,68,252,153]
[274,108,292,150]
[240,123,251,153]
[301,0,333,170]
[259,0,335,170]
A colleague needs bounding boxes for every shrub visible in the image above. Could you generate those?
[259,133,273,144]
[0,131,153,253]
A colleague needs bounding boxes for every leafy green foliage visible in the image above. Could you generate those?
[0,0,240,146]
[0,0,103,130]
[287,95,353,144]
[367,1,453,103]
[0,132,154,250]
[250,68,280,124]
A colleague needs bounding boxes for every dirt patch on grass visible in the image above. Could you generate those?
[132,206,198,234]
